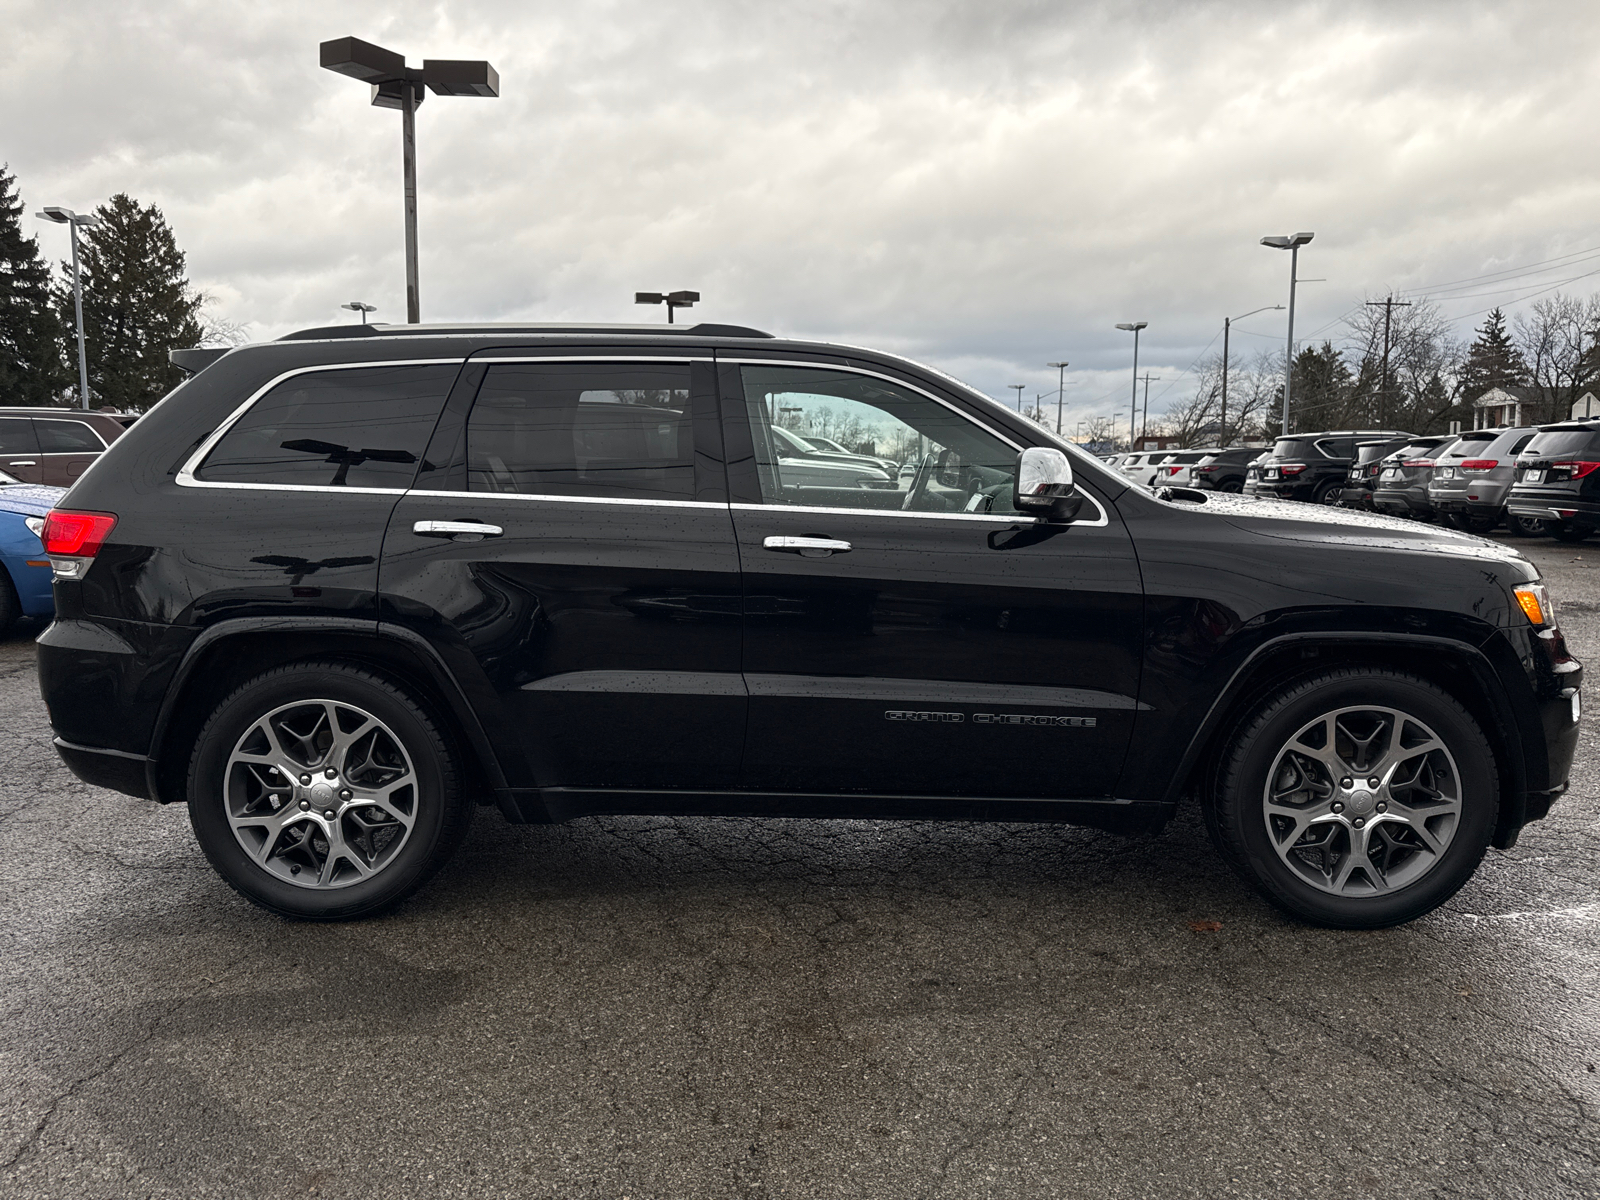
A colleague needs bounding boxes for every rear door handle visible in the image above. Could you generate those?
[763,535,852,556]
[8,461,36,467]
[413,520,504,541]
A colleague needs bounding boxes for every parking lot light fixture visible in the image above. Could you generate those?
[1259,232,1314,435]
[35,206,101,410]
[341,301,377,324]
[1115,322,1148,451]
[320,36,500,324]
[635,290,700,323]
[1009,384,1025,411]
[1047,361,1069,435]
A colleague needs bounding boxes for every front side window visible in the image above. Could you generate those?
[0,418,39,457]
[197,364,457,488]
[36,419,106,453]
[739,365,1020,514]
[465,363,693,501]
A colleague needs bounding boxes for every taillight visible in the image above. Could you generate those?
[1403,459,1435,468]
[1196,465,1219,473]
[1279,463,1307,476]
[1551,461,1600,480]
[42,510,117,579]
[1460,459,1499,472]
[1168,466,1183,475]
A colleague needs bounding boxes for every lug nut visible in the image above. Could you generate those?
[290,865,300,875]
[339,789,352,801]
[1332,801,1345,813]
[1368,777,1379,788]
[299,774,311,785]
[325,768,337,779]
[1376,801,1387,813]
[1340,777,1352,789]
[298,799,310,811]
[1353,817,1366,828]
[324,809,336,819]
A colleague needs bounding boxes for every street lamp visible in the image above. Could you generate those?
[1115,322,1147,450]
[1220,304,1283,446]
[320,36,500,324]
[1047,360,1069,435]
[1008,384,1025,412]
[635,290,700,323]
[35,206,101,409]
[341,301,377,324]
[1259,232,1314,435]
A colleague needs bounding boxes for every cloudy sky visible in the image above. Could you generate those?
[7,0,1600,429]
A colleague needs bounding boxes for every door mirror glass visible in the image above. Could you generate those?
[1014,447,1083,523]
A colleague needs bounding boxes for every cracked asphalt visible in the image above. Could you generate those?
[2,534,1598,1199]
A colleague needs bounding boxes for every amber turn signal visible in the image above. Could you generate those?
[1514,583,1552,627]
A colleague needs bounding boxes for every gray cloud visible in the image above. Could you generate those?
[6,0,1599,424]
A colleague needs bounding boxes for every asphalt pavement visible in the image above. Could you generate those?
[2,533,1597,1199]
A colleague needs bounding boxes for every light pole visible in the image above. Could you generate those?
[1260,232,1314,435]
[635,290,700,323]
[1220,304,1283,446]
[321,37,500,324]
[1009,384,1025,412]
[1047,360,1069,435]
[341,301,377,324]
[1115,322,1147,450]
[35,207,101,409]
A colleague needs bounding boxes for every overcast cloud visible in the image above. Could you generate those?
[6,0,1600,425]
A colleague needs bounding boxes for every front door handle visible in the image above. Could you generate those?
[763,535,852,557]
[413,520,504,541]
[8,460,36,467]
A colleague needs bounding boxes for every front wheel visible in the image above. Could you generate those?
[187,662,472,919]
[1507,514,1550,538]
[1205,669,1497,928]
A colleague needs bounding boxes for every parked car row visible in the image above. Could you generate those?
[0,407,134,487]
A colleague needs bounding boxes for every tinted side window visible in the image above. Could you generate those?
[466,363,693,501]
[197,364,457,488]
[0,418,39,456]
[36,419,105,453]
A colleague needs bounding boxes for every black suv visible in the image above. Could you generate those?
[1508,422,1600,542]
[36,324,1581,928]
[1338,437,1412,510]
[1255,430,1413,505]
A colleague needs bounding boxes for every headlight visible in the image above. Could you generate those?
[1514,582,1556,628]
[23,516,44,538]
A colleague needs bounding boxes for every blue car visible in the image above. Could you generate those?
[0,469,64,634]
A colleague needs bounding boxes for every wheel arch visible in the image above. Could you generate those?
[1166,632,1533,849]
[147,619,518,817]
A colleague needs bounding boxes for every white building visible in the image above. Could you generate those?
[1472,385,1600,427]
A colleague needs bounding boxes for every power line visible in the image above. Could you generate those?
[1398,244,1600,296]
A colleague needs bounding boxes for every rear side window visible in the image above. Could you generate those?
[196,364,457,488]
[1522,429,1600,458]
[36,419,105,453]
[1272,438,1324,459]
[465,362,694,501]
[0,418,39,456]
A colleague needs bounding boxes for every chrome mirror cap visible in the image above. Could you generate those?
[1014,447,1084,523]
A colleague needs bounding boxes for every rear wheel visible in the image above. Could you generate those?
[1206,669,1497,928]
[1507,514,1550,538]
[1551,521,1592,543]
[1314,480,1342,506]
[187,662,472,919]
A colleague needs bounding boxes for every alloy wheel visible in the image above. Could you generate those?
[1262,705,1461,896]
[223,699,419,889]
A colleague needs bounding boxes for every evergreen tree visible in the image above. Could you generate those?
[0,164,67,405]
[1460,307,1528,399]
[56,193,202,411]
[1289,341,1353,430]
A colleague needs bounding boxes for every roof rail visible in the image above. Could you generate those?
[276,321,775,341]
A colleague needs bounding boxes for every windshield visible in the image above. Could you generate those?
[1437,434,1496,461]
[1522,429,1600,458]
[769,425,820,456]
[1354,441,1405,464]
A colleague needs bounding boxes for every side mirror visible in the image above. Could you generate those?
[1014,447,1084,523]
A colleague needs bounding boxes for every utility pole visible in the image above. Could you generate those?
[1138,373,1160,442]
[1047,360,1069,435]
[1365,296,1413,427]
[1220,305,1283,448]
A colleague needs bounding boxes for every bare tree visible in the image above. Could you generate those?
[1339,297,1459,431]
[1514,293,1600,424]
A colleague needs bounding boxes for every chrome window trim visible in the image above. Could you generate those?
[175,358,466,490]
[719,358,1109,527]
[730,500,1108,528]
[403,489,726,510]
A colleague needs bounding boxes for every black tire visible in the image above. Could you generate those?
[1506,514,1550,538]
[1550,521,1592,543]
[1205,668,1498,929]
[1449,511,1500,535]
[1219,481,1244,494]
[0,568,19,638]
[1313,480,1342,506]
[187,661,472,919]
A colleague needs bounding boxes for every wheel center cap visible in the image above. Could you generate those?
[309,783,336,807]
[1347,789,1376,815]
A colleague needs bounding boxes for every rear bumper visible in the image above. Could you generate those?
[1338,486,1376,508]
[1372,487,1433,517]
[52,737,152,799]
[1507,493,1600,526]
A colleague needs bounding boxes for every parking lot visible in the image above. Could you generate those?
[0,533,1595,1200]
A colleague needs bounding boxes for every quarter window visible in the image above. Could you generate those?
[738,365,1020,514]
[35,419,105,453]
[464,363,694,501]
[196,364,457,488]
